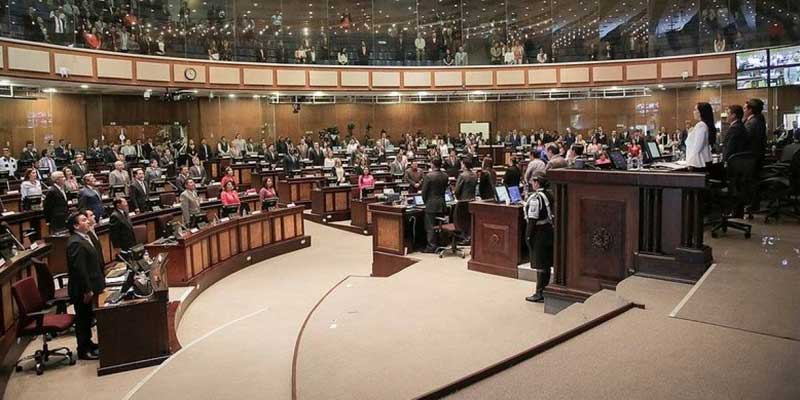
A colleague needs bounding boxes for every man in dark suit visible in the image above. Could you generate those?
[307,142,325,166]
[43,171,69,232]
[444,150,460,177]
[421,158,449,253]
[453,159,477,201]
[109,198,136,251]
[78,174,104,221]
[197,138,211,161]
[143,138,155,160]
[723,105,751,162]
[264,144,278,164]
[20,141,37,162]
[128,168,149,213]
[70,153,88,179]
[744,98,767,211]
[54,140,67,160]
[283,149,301,171]
[791,121,800,143]
[67,212,104,360]
[175,166,190,192]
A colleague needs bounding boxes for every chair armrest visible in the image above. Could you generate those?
[27,305,58,330]
[53,273,69,289]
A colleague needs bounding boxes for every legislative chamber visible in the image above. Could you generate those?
[0,3,798,399]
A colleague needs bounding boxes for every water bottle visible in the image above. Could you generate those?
[626,155,633,170]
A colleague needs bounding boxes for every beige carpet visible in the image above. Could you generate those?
[294,253,552,400]
[447,308,800,400]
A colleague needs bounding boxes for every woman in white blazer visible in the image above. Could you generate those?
[685,102,717,170]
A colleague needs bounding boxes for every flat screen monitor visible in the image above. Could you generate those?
[262,198,278,211]
[445,189,454,203]
[769,65,800,88]
[737,69,770,89]
[769,45,800,68]
[644,141,662,162]
[736,49,768,71]
[736,49,769,90]
[413,195,424,206]
[609,150,627,170]
[494,185,510,203]
[507,186,522,204]
[221,205,240,218]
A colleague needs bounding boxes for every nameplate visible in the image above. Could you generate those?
[251,210,262,215]
[190,228,199,234]
[220,217,230,223]
[30,242,39,250]
[128,212,136,217]
[208,197,218,201]
[287,203,296,208]
[100,218,110,224]
[1,211,15,216]
[6,191,18,195]
[161,175,166,179]
[102,195,109,199]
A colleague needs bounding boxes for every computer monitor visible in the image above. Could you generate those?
[644,141,662,163]
[445,189,455,203]
[261,198,278,211]
[189,213,209,229]
[608,150,627,170]
[221,205,240,219]
[507,186,522,204]
[494,185,510,203]
[23,195,43,211]
[413,195,424,206]
[37,168,51,180]
[111,185,126,197]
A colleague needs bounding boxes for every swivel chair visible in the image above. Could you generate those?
[12,277,75,375]
[759,148,800,223]
[710,152,755,238]
[32,260,70,315]
[435,200,471,258]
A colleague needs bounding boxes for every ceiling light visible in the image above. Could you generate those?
[313,91,325,97]
[657,84,665,88]
[43,88,57,93]
[417,91,429,96]
[228,94,236,98]
[80,84,89,89]
[0,80,9,85]
[472,90,485,95]
[388,91,400,96]
[253,94,260,99]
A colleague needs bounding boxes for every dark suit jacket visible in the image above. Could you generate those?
[308,149,324,166]
[67,234,105,300]
[143,143,154,160]
[478,168,497,200]
[504,165,522,188]
[264,150,278,164]
[444,157,460,176]
[284,155,301,171]
[128,180,149,212]
[454,170,477,201]
[43,186,68,231]
[70,162,88,178]
[421,169,449,214]
[55,147,67,160]
[175,174,188,192]
[745,114,767,161]
[78,187,104,221]
[20,150,37,162]
[197,144,210,161]
[724,121,751,161]
[109,209,136,251]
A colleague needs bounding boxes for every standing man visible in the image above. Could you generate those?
[403,161,424,192]
[421,159,449,253]
[453,159,477,201]
[109,198,136,252]
[524,172,554,303]
[70,153,88,179]
[180,179,201,225]
[0,148,18,177]
[307,142,325,166]
[142,137,155,160]
[128,168,149,213]
[544,144,567,171]
[175,166,190,191]
[78,174,104,221]
[43,171,69,232]
[189,157,207,185]
[524,149,546,184]
[67,212,104,360]
[723,105,751,162]
[197,138,211,161]
[744,98,767,212]
[108,160,130,188]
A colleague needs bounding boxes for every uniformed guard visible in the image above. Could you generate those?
[524,171,555,303]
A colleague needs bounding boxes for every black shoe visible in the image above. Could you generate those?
[525,292,545,303]
[78,350,99,361]
[89,342,99,351]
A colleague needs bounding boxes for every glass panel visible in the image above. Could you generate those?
[598,0,648,60]
[649,0,700,57]
[552,0,599,62]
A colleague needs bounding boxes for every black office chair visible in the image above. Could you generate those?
[760,143,800,179]
[32,259,70,315]
[759,148,800,223]
[435,200,471,258]
[710,152,755,238]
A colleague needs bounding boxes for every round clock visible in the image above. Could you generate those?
[184,67,197,81]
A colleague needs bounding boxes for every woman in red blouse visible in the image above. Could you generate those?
[358,167,375,194]
[220,167,238,189]
[259,178,277,200]
[220,181,241,206]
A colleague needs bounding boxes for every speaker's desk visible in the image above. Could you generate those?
[543,168,712,313]
[467,201,527,278]
[351,197,381,234]
[369,203,427,277]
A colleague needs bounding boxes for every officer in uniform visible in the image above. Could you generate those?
[524,171,555,303]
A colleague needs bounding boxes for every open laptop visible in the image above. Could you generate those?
[495,185,510,203]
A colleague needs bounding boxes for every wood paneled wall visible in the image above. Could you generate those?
[0,85,793,151]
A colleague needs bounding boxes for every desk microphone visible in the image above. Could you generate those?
[0,221,25,250]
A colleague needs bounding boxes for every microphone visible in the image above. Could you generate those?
[0,221,25,250]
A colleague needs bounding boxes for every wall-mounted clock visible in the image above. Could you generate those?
[184,67,197,81]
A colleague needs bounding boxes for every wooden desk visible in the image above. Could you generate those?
[95,254,171,376]
[351,197,381,234]
[467,201,527,278]
[276,176,326,207]
[146,206,309,287]
[310,185,353,222]
[543,169,712,313]
[369,203,425,277]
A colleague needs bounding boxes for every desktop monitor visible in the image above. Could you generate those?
[111,185,126,196]
[261,198,278,211]
[494,185,510,203]
[507,186,522,204]
[37,168,51,180]
[445,189,455,203]
[23,195,43,211]
[608,150,627,170]
[189,213,209,229]
[221,205,240,219]
[413,195,424,206]
[644,141,662,163]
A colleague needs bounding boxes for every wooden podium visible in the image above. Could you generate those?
[309,185,353,222]
[467,201,526,278]
[276,176,326,207]
[543,169,713,313]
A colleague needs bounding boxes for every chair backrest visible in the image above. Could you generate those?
[206,184,222,200]
[727,152,757,201]
[32,260,55,302]
[12,277,45,327]
[453,200,472,235]
[160,192,177,206]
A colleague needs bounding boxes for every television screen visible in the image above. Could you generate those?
[737,69,769,89]
[736,49,768,71]
[769,66,800,88]
[769,45,800,67]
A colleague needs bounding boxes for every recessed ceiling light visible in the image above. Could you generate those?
[80,84,89,89]
[228,94,236,98]
[43,88,57,93]
[388,91,400,96]
[313,91,325,97]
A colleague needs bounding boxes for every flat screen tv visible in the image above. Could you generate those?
[736,49,769,90]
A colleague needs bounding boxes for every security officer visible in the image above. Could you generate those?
[524,171,555,303]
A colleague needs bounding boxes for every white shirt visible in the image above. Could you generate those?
[685,121,713,168]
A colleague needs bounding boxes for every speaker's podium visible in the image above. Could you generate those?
[543,169,713,313]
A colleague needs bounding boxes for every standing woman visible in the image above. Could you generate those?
[478,157,497,200]
[20,168,43,209]
[685,102,716,171]
[524,172,554,303]
[358,166,375,198]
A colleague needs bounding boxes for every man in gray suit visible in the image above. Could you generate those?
[453,159,477,201]
[180,179,201,225]
[421,158,449,253]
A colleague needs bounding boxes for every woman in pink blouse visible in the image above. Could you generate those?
[259,177,277,200]
[357,167,375,197]
[220,181,241,206]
